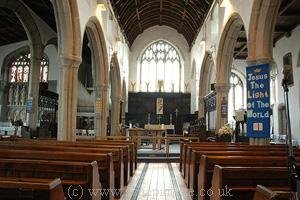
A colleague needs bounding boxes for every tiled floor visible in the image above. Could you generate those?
[120,163,192,200]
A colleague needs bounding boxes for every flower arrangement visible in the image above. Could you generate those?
[217,123,234,142]
[218,123,234,136]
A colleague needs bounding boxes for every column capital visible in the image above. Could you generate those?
[246,57,273,66]
[111,96,122,102]
[60,53,82,67]
[215,83,230,93]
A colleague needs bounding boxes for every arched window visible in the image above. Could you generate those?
[140,40,181,92]
[228,72,244,124]
[8,53,49,83]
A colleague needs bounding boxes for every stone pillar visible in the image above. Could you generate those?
[198,96,205,119]
[215,83,230,134]
[110,96,121,136]
[95,84,109,139]
[247,58,272,145]
[27,45,44,132]
[57,56,81,141]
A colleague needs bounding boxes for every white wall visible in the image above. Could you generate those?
[129,25,190,93]
[272,26,300,140]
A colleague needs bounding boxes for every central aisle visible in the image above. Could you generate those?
[121,163,192,200]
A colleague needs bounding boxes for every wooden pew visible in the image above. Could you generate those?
[22,139,136,177]
[0,178,64,200]
[183,143,287,179]
[184,144,292,182]
[0,158,101,200]
[180,142,249,172]
[210,165,290,200]
[188,148,294,192]
[0,143,124,197]
[77,139,137,171]
[1,139,132,185]
[253,185,294,200]
[180,142,285,174]
[79,139,137,172]
[197,155,294,200]
[0,149,114,200]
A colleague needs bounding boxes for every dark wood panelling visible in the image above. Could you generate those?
[127,92,196,134]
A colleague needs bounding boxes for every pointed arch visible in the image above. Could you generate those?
[84,16,109,137]
[51,0,81,60]
[199,52,214,98]
[198,52,214,118]
[216,13,245,85]
[248,0,281,61]
[215,13,247,133]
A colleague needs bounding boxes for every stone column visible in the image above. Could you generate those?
[198,96,205,119]
[215,83,230,134]
[247,58,272,145]
[94,84,109,139]
[110,96,121,136]
[27,45,44,132]
[57,56,81,141]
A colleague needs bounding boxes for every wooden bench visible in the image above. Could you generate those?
[0,178,64,200]
[0,142,124,197]
[180,142,250,172]
[210,165,290,200]
[188,149,295,193]
[253,185,294,200]
[0,158,101,200]
[180,142,285,174]
[0,149,114,200]
[197,156,295,200]
[1,139,132,186]
[77,139,137,171]
[23,139,136,177]
[183,144,288,179]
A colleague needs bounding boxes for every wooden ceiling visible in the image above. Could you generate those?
[234,0,300,60]
[110,0,214,47]
[0,0,56,46]
[0,0,299,61]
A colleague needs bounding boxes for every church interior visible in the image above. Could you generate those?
[0,0,300,199]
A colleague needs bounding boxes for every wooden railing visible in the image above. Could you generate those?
[77,135,200,158]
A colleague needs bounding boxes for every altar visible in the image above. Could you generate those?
[144,124,175,150]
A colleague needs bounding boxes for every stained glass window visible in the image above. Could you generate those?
[140,40,181,92]
[8,53,49,83]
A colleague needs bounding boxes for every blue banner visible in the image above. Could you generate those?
[246,64,270,138]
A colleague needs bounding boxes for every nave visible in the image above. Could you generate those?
[120,163,191,200]
[0,138,296,200]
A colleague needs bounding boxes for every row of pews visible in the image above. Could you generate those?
[180,141,296,200]
[0,138,138,200]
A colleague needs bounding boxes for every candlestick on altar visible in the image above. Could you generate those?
[170,114,172,124]
[147,113,150,124]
